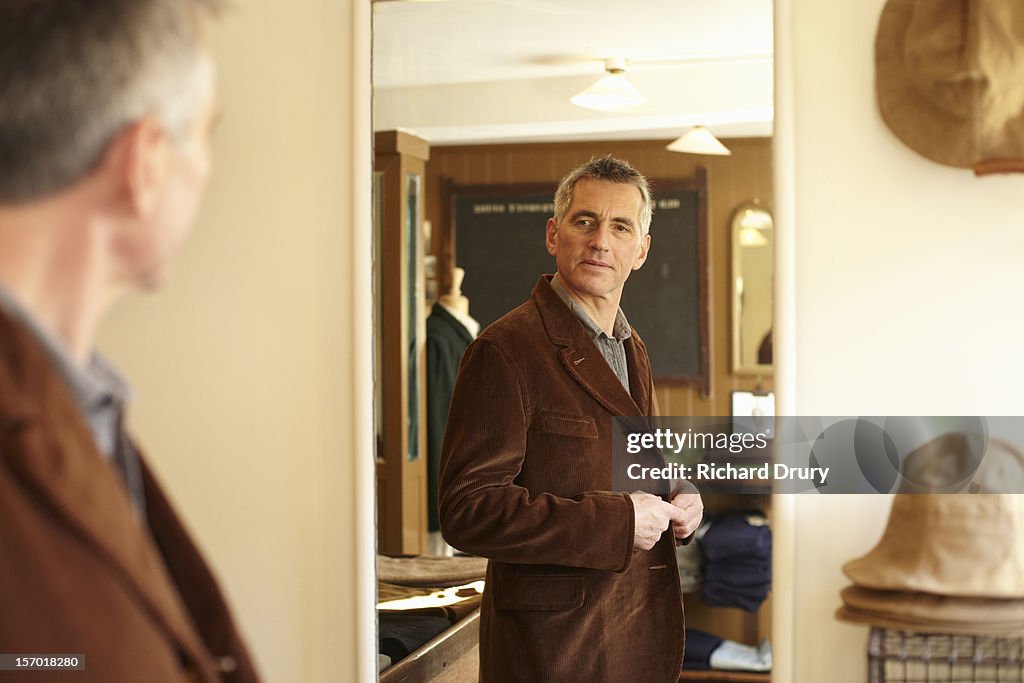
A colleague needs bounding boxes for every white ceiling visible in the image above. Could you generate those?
[372,0,774,146]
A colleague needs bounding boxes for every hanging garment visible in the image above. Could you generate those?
[426,302,475,531]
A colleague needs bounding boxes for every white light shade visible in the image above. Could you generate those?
[666,126,732,155]
[736,205,772,247]
[738,226,769,247]
[570,73,648,112]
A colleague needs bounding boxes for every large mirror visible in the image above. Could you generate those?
[372,0,775,679]
[731,201,774,374]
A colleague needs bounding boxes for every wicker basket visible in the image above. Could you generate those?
[868,629,1024,682]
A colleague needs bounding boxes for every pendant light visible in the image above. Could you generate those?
[570,58,648,113]
[666,125,732,155]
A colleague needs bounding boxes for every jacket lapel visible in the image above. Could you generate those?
[532,276,649,418]
[0,312,217,682]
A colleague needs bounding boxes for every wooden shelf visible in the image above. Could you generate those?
[679,670,770,682]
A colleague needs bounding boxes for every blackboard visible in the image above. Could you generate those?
[449,172,708,393]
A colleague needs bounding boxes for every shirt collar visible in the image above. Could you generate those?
[0,284,132,412]
[549,274,632,343]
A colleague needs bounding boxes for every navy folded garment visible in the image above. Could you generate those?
[702,580,770,612]
[699,514,771,562]
[683,628,724,670]
[696,512,772,611]
[707,561,771,588]
[378,613,451,663]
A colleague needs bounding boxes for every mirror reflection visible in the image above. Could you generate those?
[372,0,775,679]
[732,202,774,374]
[405,172,422,462]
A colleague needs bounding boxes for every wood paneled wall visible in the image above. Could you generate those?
[425,138,775,416]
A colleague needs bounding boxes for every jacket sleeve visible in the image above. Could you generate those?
[439,338,634,572]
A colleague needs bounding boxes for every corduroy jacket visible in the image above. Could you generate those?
[439,275,684,682]
[0,308,260,683]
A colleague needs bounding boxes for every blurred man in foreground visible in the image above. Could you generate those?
[0,1,260,681]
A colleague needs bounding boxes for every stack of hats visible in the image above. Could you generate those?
[837,435,1024,633]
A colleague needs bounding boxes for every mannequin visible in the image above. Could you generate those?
[425,267,478,549]
[436,267,479,338]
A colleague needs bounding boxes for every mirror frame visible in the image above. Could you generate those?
[731,200,774,376]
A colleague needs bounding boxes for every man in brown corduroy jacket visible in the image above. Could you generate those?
[0,2,260,681]
[440,156,704,682]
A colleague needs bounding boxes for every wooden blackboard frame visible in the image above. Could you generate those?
[442,169,709,396]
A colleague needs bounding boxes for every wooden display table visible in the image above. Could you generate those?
[379,609,479,683]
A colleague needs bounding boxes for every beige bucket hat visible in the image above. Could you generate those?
[837,585,1024,634]
[843,493,1024,599]
[876,0,1024,171]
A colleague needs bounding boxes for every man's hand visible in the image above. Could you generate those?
[669,491,703,541]
[629,492,687,551]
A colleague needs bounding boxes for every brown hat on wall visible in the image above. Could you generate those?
[897,433,1024,494]
[876,0,1024,171]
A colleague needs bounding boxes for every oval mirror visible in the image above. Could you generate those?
[731,201,774,375]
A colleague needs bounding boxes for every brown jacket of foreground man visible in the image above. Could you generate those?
[439,275,685,682]
[0,308,259,683]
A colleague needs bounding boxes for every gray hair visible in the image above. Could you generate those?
[0,0,222,203]
[553,155,653,234]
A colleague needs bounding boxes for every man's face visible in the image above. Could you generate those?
[133,56,218,289]
[545,178,650,307]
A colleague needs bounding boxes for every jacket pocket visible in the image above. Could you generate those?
[539,411,598,439]
[496,575,585,612]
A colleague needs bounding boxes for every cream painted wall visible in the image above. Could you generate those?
[774,0,1024,680]
[96,2,374,682]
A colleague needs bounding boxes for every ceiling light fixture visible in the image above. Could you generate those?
[666,125,732,155]
[569,58,648,113]
[738,225,769,248]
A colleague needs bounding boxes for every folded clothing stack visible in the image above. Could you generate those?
[378,613,452,663]
[699,512,772,612]
[676,518,707,593]
[683,628,772,672]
